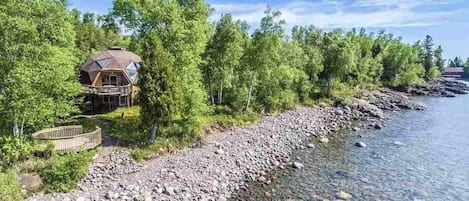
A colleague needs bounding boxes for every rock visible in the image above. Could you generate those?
[307,143,315,148]
[335,109,344,115]
[163,186,175,196]
[76,197,86,201]
[264,191,272,198]
[215,149,225,155]
[336,191,353,200]
[319,137,329,144]
[272,161,281,166]
[257,176,267,182]
[393,141,405,146]
[18,173,43,192]
[355,142,367,148]
[374,124,383,129]
[292,162,304,169]
[352,127,360,131]
[318,102,327,108]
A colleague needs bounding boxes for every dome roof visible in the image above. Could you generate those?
[80,47,142,84]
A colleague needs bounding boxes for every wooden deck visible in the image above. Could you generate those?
[82,84,131,96]
[32,125,102,152]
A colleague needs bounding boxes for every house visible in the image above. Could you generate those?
[443,67,464,78]
[80,47,141,113]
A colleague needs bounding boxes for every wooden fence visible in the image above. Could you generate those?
[32,125,102,153]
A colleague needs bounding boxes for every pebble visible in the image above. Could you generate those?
[374,124,383,129]
[319,137,329,144]
[292,162,304,169]
[355,142,367,148]
[215,149,225,155]
[336,191,353,200]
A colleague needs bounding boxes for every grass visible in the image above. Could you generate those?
[60,117,101,133]
[98,105,260,161]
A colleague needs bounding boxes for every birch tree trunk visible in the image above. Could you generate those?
[244,71,255,112]
[218,80,223,105]
[150,124,157,143]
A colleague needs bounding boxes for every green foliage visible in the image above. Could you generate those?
[99,107,145,145]
[394,64,426,86]
[427,66,441,81]
[0,136,33,169]
[0,172,22,201]
[423,35,435,78]
[434,45,445,73]
[71,9,126,65]
[60,117,99,133]
[202,13,247,105]
[41,151,95,192]
[112,0,210,120]
[138,33,184,142]
[0,0,81,133]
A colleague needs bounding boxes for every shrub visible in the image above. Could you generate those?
[427,66,441,81]
[0,172,22,201]
[41,151,95,192]
[131,149,147,161]
[0,136,33,168]
[394,63,425,86]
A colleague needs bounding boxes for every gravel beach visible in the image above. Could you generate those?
[27,82,464,201]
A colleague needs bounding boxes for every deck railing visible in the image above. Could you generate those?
[32,125,102,153]
[82,84,131,96]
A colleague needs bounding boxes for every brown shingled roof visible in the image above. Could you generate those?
[80,47,142,84]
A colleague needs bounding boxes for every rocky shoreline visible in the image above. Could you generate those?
[27,80,467,201]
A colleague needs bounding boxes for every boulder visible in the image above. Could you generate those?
[307,143,315,148]
[18,173,43,192]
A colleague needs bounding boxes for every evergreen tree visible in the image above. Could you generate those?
[454,56,464,66]
[112,0,210,119]
[423,35,435,78]
[434,45,445,72]
[138,33,182,143]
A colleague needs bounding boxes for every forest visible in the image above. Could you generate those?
[0,0,457,199]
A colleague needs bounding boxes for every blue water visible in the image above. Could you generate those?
[233,94,469,201]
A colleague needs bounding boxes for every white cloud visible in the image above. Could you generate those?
[209,0,461,29]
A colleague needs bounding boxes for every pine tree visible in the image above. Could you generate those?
[138,33,182,143]
[434,45,445,72]
[423,35,435,78]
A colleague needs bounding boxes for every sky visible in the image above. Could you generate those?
[69,0,469,61]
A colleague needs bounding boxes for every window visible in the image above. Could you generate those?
[119,96,127,106]
[103,96,115,103]
[102,75,119,86]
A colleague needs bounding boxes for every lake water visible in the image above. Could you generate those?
[232,93,469,201]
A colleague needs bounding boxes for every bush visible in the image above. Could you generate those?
[131,149,147,161]
[0,136,33,168]
[394,63,425,87]
[0,172,22,201]
[41,151,95,192]
[427,66,441,80]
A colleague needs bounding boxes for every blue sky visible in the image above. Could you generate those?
[69,0,469,61]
